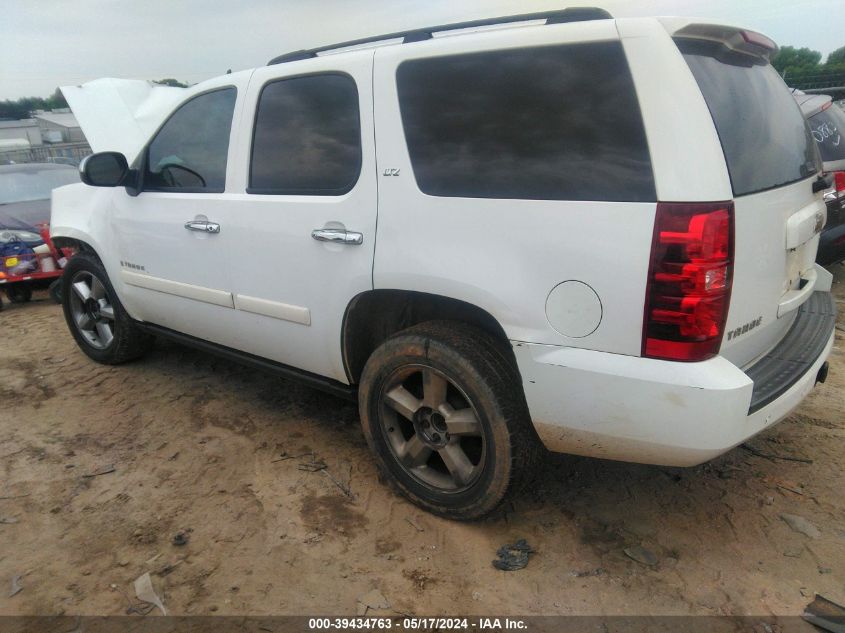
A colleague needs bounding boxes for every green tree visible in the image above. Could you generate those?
[0,87,69,120]
[153,78,188,88]
[1,101,27,119]
[827,45,845,66]
[772,45,822,75]
[45,87,68,110]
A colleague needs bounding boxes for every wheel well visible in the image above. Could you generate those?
[51,237,100,261]
[342,290,512,384]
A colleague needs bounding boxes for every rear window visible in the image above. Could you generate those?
[678,39,819,197]
[808,104,845,168]
[396,42,656,202]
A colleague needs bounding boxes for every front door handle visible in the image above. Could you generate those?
[184,220,220,234]
[311,228,363,245]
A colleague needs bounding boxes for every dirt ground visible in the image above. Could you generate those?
[1,267,844,618]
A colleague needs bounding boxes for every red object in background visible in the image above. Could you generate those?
[0,223,75,285]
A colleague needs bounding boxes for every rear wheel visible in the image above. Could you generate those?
[358,321,541,520]
[61,253,153,364]
[5,284,32,303]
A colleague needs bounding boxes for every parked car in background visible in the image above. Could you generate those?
[0,163,79,306]
[794,91,845,266]
[0,162,80,230]
[52,10,835,519]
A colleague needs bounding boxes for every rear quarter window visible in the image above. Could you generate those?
[677,39,819,196]
[396,41,656,202]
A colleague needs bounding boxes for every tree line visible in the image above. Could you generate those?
[0,88,68,120]
[772,45,845,90]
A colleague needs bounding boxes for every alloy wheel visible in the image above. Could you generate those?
[68,270,116,349]
[379,365,486,492]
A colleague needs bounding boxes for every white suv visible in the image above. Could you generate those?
[52,8,836,519]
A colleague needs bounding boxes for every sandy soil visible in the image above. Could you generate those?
[0,267,844,618]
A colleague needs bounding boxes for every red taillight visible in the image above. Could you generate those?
[643,202,734,362]
[834,171,845,194]
[740,30,776,52]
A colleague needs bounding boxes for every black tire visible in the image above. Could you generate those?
[358,321,542,520]
[61,252,153,364]
[6,284,33,303]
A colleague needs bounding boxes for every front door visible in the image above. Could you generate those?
[111,75,249,349]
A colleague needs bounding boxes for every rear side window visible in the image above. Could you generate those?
[396,42,656,202]
[678,39,819,196]
[145,88,236,192]
[249,73,361,195]
[808,105,845,169]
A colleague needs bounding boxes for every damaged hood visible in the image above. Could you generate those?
[61,79,186,162]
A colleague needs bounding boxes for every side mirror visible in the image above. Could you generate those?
[79,152,129,187]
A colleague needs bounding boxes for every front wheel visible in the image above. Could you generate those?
[358,321,541,520]
[61,253,153,364]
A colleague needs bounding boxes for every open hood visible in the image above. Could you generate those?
[61,79,186,162]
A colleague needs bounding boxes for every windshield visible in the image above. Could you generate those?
[0,167,80,204]
[808,104,845,171]
[677,39,820,196]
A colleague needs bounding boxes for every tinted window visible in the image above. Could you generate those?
[679,39,819,196]
[808,104,845,167]
[249,74,361,195]
[145,88,236,192]
[396,42,655,201]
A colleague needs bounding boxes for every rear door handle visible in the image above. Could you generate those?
[184,220,220,234]
[311,228,363,245]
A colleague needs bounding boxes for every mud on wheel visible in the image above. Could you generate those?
[61,252,153,364]
[358,321,541,520]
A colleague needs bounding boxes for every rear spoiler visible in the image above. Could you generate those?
[793,90,833,119]
[658,18,778,61]
[61,79,186,162]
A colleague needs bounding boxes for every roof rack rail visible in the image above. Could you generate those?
[267,7,612,65]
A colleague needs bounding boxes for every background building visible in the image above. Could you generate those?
[0,119,43,147]
[33,110,85,143]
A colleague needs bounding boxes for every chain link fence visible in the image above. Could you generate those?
[0,141,92,166]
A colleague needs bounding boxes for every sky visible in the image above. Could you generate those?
[1,0,843,100]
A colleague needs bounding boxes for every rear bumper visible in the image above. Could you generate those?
[514,291,836,466]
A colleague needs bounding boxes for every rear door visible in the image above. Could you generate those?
[675,34,824,367]
[222,52,377,382]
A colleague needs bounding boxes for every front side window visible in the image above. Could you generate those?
[145,87,237,192]
[249,74,361,195]
[396,42,656,202]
